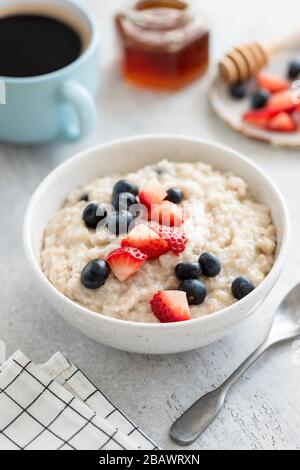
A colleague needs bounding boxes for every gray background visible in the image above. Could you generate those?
[1,0,300,450]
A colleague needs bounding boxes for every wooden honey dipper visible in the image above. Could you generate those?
[219,31,300,84]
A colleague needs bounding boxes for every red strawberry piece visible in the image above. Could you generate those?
[106,247,148,282]
[256,72,289,94]
[150,201,185,227]
[151,224,188,255]
[139,178,167,210]
[150,291,191,323]
[267,112,298,133]
[121,224,169,260]
[243,90,298,130]
[267,90,297,113]
[243,108,278,129]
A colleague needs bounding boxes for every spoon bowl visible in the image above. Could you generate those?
[269,283,300,344]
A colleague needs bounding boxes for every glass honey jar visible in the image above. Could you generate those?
[116,0,210,91]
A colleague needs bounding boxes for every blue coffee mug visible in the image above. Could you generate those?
[0,0,99,144]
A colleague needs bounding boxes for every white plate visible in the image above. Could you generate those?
[210,49,300,147]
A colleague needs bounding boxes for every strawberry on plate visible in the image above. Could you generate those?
[243,108,278,129]
[106,247,148,282]
[121,224,169,260]
[243,90,299,131]
[150,201,185,227]
[151,224,188,255]
[267,112,298,133]
[256,72,289,94]
[139,178,167,210]
[267,90,297,113]
[150,290,191,323]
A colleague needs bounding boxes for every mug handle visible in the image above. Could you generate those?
[59,80,97,142]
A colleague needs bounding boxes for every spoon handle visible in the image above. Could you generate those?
[170,340,271,446]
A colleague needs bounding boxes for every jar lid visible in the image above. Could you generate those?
[122,0,201,31]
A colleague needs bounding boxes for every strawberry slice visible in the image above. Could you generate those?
[139,178,167,210]
[106,247,148,282]
[267,112,298,133]
[121,224,169,260]
[256,72,289,94]
[150,201,185,227]
[150,291,191,323]
[151,224,188,255]
[243,108,278,129]
[267,90,297,113]
[243,90,298,130]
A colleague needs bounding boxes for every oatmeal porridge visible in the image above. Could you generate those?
[41,160,276,323]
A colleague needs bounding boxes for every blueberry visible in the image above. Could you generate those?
[81,260,110,290]
[251,89,270,109]
[112,192,138,211]
[83,203,108,229]
[231,277,255,300]
[179,279,208,306]
[288,60,300,80]
[175,262,202,281]
[79,193,89,202]
[106,210,134,236]
[229,82,248,100]
[199,253,221,278]
[113,180,139,197]
[166,188,184,204]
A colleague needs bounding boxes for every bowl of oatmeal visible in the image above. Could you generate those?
[24,136,289,354]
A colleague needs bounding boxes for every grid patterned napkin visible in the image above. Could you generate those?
[0,351,158,450]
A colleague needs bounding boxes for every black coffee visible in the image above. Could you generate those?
[0,14,82,77]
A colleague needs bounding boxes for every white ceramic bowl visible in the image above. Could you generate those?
[24,136,290,354]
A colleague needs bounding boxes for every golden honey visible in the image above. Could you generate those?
[116,0,210,91]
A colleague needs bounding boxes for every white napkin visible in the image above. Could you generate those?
[0,351,158,450]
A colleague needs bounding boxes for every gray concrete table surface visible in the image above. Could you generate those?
[1,0,300,450]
